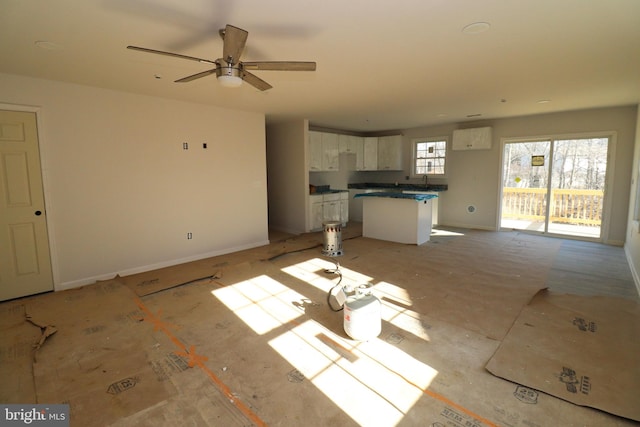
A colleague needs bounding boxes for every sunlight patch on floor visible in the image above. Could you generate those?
[269,320,438,426]
[280,258,374,292]
[211,274,305,335]
[431,228,465,237]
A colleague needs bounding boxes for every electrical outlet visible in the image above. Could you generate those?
[183,142,189,150]
[187,232,193,240]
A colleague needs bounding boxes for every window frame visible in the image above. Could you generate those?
[411,137,448,178]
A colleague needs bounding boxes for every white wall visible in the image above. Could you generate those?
[625,107,640,292]
[266,120,310,234]
[362,106,637,244]
[0,73,268,290]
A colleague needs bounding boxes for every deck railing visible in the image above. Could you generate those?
[502,188,604,226]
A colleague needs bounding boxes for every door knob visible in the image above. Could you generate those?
[35,210,42,216]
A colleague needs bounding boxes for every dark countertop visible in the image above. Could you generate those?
[348,182,448,191]
[309,189,349,195]
[354,191,438,201]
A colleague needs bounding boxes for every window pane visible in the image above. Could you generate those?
[414,139,446,175]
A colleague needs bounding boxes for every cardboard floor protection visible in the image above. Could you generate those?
[485,289,640,422]
[25,280,177,427]
[0,303,41,403]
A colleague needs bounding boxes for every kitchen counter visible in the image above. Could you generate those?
[348,182,447,192]
[354,191,438,201]
[358,191,435,245]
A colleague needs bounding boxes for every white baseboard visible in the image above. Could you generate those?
[438,222,496,231]
[55,239,270,292]
[269,224,303,236]
[624,244,640,297]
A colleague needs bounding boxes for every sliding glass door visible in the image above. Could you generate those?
[501,137,609,239]
[501,140,551,233]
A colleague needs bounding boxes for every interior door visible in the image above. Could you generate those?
[0,110,53,301]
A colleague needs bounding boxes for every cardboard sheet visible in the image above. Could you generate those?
[0,303,41,403]
[25,280,176,427]
[486,289,640,422]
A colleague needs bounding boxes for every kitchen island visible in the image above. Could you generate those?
[354,192,437,245]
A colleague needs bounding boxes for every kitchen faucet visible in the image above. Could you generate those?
[422,174,428,187]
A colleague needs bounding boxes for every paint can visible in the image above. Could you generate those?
[321,221,343,257]
[344,284,381,341]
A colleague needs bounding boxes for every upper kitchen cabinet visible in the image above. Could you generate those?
[338,134,361,155]
[309,131,323,171]
[377,135,403,170]
[451,127,492,150]
[309,131,339,171]
[360,137,378,171]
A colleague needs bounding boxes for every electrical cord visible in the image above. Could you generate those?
[326,267,344,312]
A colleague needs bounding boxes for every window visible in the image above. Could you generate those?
[413,138,447,176]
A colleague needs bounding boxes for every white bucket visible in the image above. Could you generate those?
[343,285,381,341]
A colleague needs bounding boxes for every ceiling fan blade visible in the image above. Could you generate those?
[242,61,316,71]
[127,45,216,65]
[242,71,273,91]
[222,25,248,64]
[175,68,217,83]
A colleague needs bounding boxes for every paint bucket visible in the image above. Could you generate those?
[321,221,343,257]
[344,284,381,341]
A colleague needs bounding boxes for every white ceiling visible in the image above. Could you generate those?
[1,0,639,132]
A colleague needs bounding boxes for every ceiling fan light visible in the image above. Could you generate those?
[216,65,243,88]
[217,74,243,87]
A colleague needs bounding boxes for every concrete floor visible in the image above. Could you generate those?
[1,224,638,426]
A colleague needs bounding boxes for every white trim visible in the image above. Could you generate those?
[0,102,61,290]
[410,136,449,178]
[56,239,270,291]
[624,243,640,296]
[438,222,495,231]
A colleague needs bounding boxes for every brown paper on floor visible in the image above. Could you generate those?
[0,303,41,403]
[485,289,640,422]
[25,280,176,426]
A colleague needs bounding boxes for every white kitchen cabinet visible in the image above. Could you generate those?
[362,137,378,171]
[309,131,323,171]
[309,194,324,231]
[340,192,349,225]
[309,131,339,171]
[452,127,492,150]
[322,132,339,171]
[308,192,349,231]
[323,198,341,223]
[402,191,439,225]
[339,134,360,155]
[377,135,403,170]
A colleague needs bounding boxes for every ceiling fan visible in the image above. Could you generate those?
[127,24,316,91]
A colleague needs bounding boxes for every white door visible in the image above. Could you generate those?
[0,110,53,301]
